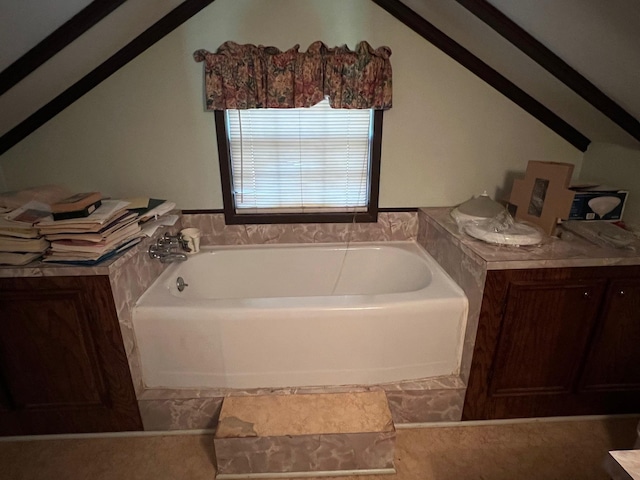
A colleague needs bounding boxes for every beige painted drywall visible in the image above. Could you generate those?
[580,142,640,225]
[0,0,582,209]
[0,164,6,192]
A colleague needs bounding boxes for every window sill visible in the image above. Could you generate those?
[224,211,379,225]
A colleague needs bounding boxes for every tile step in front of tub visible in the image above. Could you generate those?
[213,390,396,479]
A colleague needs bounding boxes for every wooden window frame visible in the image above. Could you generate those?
[214,109,383,225]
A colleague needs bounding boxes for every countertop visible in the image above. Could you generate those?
[0,213,183,278]
[3,209,640,276]
[0,234,155,278]
[609,450,640,479]
[421,207,640,270]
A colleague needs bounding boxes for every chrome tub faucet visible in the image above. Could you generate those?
[149,232,190,263]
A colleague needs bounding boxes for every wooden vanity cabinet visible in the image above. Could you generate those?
[463,266,640,420]
[579,278,640,392]
[0,276,142,435]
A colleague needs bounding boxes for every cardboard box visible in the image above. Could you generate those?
[510,161,575,235]
[569,186,628,221]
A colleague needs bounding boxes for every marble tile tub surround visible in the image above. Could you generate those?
[417,209,487,385]
[137,211,470,431]
[180,211,418,245]
[138,376,466,431]
[107,227,182,395]
[138,397,224,431]
[215,432,396,477]
[134,209,418,404]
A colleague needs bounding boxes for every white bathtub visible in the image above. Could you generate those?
[133,241,468,389]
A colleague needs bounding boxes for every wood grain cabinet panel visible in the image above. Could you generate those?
[463,266,640,420]
[489,280,604,397]
[0,276,142,435]
[580,279,640,392]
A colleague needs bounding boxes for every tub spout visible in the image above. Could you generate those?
[160,252,188,263]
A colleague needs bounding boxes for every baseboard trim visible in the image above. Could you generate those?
[396,413,640,429]
[0,428,216,443]
[216,468,396,479]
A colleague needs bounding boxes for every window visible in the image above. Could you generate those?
[215,99,382,224]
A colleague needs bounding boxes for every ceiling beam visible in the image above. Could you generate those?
[371,0,590,151]
[0,0,217,156]
[455,0,640,144]
[0,0,127,96]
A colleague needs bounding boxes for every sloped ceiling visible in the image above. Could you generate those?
[0,0,92,70]
[1,0,639,151]
[488,0,640,122]
[399,0,640,149]
[0,0,184,139]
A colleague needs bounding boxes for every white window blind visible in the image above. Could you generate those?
[225,98,374,214]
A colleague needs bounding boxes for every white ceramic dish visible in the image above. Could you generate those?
[464,222,543,246]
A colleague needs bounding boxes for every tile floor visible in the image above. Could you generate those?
[0,416,638,480]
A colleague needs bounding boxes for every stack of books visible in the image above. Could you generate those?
[50,192,102,220]
[0,192,177,266]
[0,202,51,265]
[38,199,144,265]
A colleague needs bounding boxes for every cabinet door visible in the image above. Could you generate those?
[0,276,142,435]
[580,279,640,393]
[0,371,12,408]
[0,371,21,434]
[489,280,604,398]
[463,269,607,420]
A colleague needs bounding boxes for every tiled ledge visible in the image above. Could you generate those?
[137,375,467,431]
[0,232,160,278]
[138,375,465,401]
[421,207,640,270]
[181,211,418,245]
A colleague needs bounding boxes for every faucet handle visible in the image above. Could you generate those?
[158,232,179,247]
[148,244,162,259]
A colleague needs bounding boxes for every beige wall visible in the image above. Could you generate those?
[0,0,582,210]
[0,164,6,192]
[580,142,640,224]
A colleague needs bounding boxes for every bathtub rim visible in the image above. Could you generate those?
[134,240,468,310]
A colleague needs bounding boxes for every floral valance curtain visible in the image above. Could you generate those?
[193,41,392,110]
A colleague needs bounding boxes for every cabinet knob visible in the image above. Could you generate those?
[583,291,590,298]
[619,290,625,296]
